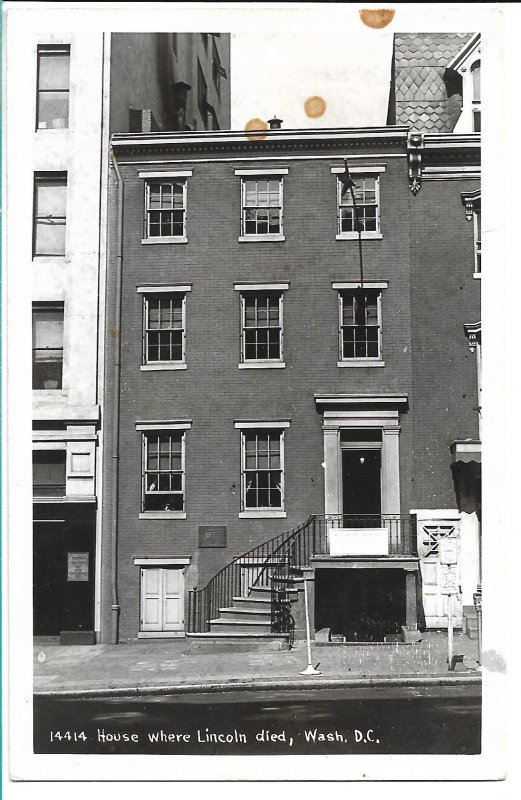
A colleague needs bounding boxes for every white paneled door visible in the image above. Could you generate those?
[140,567,184,632]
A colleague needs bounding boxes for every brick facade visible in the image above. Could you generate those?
[103,127,480,642]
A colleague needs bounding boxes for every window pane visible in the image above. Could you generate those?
[36,181,67,217]
[33,450,66,496]
[38,93,69,129]
[39,53,70,90]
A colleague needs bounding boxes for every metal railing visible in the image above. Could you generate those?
[187,514,417,633]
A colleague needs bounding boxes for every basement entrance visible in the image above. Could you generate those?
[315,568,406,642]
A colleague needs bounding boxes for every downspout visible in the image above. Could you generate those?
[110,147,124,644]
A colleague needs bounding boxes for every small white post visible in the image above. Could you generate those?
[300,576,320,675]
[447,593,454,668]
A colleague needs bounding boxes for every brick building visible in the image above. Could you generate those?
[103,119,480,645]
[3,12,231,643]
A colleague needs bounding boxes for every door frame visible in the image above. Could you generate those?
[322,407,401,516]
[134,556,190,638]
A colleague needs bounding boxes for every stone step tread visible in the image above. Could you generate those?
[233,596,272,605]
[210,618,271,627]
[218,607,271,617]
[186,632,288,640]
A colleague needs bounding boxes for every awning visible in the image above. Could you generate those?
[450,440,481,464]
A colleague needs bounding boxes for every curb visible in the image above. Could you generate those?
[34,673,482,699]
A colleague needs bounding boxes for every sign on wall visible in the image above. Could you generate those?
[67,552,89,582]
[198,526,227,548]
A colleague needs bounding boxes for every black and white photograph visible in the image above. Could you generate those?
[2,0,514,788]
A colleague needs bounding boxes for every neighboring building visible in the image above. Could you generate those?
[5,24,230,642]
[387,32,481,133]
[103,119,480,645]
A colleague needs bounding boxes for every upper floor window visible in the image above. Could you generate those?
[212,38,227,99]
[142,431,185,513]
[474,208,481,275]
[36,45,70,130]
[141,289,189,369]
[471,60,481,132]
[33,173,67,256]
[339,289,382,362]
[33,450,66,497]
[241,292,283,365]
[241,178,283,238]
[338,175,380,236]
[144,180,187,241]
[461,190,481,278]
[32,302,64,389]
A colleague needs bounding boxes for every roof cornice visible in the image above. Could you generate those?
[111,126,410,155]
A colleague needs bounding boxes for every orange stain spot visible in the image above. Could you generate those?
[359,9,395,29]
[304,96,327,119]
[244,118,268,140]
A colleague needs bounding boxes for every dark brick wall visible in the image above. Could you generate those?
[409,177,480,508]
[102,138,479,641]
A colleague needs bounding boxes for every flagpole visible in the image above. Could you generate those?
[342,160,364,289]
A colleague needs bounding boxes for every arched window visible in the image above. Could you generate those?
[470,60,481,132]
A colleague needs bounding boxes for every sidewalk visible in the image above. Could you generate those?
[34,630,482,697]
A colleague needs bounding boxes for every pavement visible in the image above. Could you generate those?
[34,630,482,697]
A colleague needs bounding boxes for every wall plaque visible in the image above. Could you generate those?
[67,552,89,582]
[198,526,227,548]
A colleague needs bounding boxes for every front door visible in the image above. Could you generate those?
[342,449,381,516]
[140,567,185,633]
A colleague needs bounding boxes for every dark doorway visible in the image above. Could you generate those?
[315,569,406,642]
[33,505,96,635]
[342,449,381,516]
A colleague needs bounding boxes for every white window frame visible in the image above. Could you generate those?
[140,172,192,244]
[473,208,481,278]
[238,288,285,369]
[33,172,68,257]
[139,287,190,371]
[333,282,386,367]
[137,421,192,519]
[235,420,290,518]
[237,170,287,242]
[331,165,384,241]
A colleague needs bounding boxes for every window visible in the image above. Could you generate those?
[197,60,208,130]
[36,45,70,130]
[474,208,481,275]
[143,293,186,366]
[144,180,187,240]
[338,175,379,236]
[212,38,227,99]
[339,290,382,361]
[241,178,283,237]
[142,431,185,512]
[471,60,481,133]
[33,173,67,256]
[242,430,284,511]
[32,303,64,389]
[33,450,66,497]
[241,292,283,364]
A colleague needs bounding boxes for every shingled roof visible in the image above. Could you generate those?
[387,33,474,132]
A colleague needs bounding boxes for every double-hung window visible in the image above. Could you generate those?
[36,45,70,130]
[32,302,64,388]
[33,173,67,256]
[137,421,192,518]
[141,171,192,243]
[235,421,289,518]
[333,282,387,366]
[461,190,481,278]
[138,285,191,369]
[236,169,288,241]
[235,283,288,368]
[33,450,66,497]
[331,166,383,240]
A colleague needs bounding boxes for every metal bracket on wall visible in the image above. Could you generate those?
[407,132,424,196]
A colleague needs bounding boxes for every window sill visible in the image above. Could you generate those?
[473,273,481,280]
[239,510,287,519]
[336,232,383,241]
[337,360,385,368]
[238,234,285,243]
[139,511,187,520]
[141,236,188,245]
[32,255,67,262]
[140,363,187,371]
[33,389,68,397]
[238,362,286,369]
[33,495,97,504]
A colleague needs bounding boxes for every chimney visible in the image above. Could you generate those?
[268,115,283,130]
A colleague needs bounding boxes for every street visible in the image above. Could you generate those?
[34,684,481,755]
